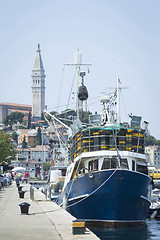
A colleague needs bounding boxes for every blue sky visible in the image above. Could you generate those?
[0,0,160,138]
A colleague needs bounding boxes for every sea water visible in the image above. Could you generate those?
[88,219,160,240]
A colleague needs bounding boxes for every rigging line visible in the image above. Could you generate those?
[120,89,128,120]
[66,68,76,109]
[54,116,92,126]
[57,65,65,112]
[47,96,100,111]
[44,114,66,145]
[65,169,118,210]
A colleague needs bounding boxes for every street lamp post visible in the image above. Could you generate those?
[41,130,44,180]
[41,126,47,180]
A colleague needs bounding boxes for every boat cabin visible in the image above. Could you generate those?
[63,125,148,189]
[70,125,145,160]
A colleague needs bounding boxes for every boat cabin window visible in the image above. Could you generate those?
[120,158,129,169]
[136,164,148,175]
[101,157,117,170]
[88,159,98,171]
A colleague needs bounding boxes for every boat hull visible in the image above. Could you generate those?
[58,169,151,224]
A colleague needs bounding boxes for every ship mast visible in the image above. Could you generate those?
[64,49,92,120]
[117,76,120,124]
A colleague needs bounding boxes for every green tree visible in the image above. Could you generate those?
[59,109,76,126]
[145,135,156,146]
[82,110,92,123]
[27,112,31,129]
[41,113,45,120]
[18,126,26,129]
[45,111,58,121]
[156,140,160,146]
[0,131,17,165]
[22,135,28,148]
[37,127,42,145]
[43,162,50,171]
[12,132,18,144]
[4,111,24,127]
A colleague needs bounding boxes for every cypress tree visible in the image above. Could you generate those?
[22,135,28,148]
[27,112,31,129]
[37,127,42,145]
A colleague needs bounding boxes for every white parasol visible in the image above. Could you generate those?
[12,167,26,173]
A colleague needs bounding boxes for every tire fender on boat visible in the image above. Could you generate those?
[63,193,68,210]
[150,210,157,219]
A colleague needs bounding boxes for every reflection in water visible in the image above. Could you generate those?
[88,220,160,240]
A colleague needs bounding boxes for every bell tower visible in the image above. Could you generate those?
[31,44,46,120]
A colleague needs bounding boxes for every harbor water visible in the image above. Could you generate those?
[88,219,160,240]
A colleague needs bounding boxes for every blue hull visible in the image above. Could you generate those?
[58,170,151,222]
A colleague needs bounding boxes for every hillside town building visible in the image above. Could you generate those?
[17,129,37,148]
[145,145,160,169]
[0,102,32,123]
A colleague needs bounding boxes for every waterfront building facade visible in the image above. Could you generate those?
[145,145,160,168]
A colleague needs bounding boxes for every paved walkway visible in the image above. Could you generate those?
[0,182,99,240]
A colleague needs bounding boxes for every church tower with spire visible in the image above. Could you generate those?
[31,44,46,120]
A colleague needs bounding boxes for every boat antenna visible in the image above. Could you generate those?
[105,76,129,124]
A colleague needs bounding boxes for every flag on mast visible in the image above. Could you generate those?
[118,78,121,84]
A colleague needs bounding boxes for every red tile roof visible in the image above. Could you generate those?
[0,102,32,108]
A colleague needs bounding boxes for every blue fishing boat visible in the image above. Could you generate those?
[47,51,151,226]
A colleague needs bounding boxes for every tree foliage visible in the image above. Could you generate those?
[12,132,18,144]
[0,131,17,165]
[27,112,31,129]
[145,135,160,146]
[22,135,28,148]
[59,109,76,126]
[41,113,45,120]
[82,110,92,123]
[37,127,42,145]
[43,162,50,171]
[45,111,59,121]
[4,111,24,126]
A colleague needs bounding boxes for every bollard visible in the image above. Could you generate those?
[44,187,47,200]
[18,186,23,192]
[18,190,26,198]
[49,186,51,201]
[72,220,86,235]
[30,186,34,201]
[19,202,30,214]
[16,182,20,187]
